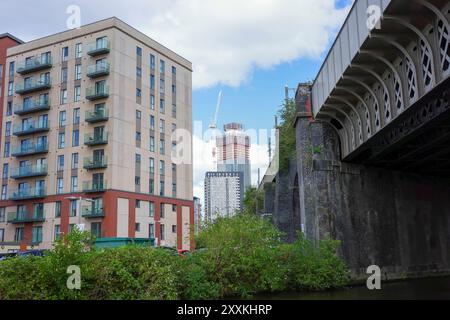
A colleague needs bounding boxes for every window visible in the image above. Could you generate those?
[58,132,65,148]
[160,79,165,93]
[75,64,82,80]
[8,81,13,96]
[1,185,7,200]
[62,46,69,61]
[135,153,141,163]
[135,176,141,186]
[61,67,68,83]
[136,88,141,97]
[150,136,155,152]
[149,158,155,174]
[70,176,78,192]
[150,94,155,110]
[149,202,155,217]
[71,153,79,169]
[136,66,142,77]
[73,108,80,124]
[0,228,4,242]
[160,139,165,155]
[69,224,75,233]
[171,123,176,133]
[74,86,81,102]
[160,59,165,73]
[0,208,5,222]
[60,89,67,104]
[172,204,177,212]
[149,223,155,238]
[70,199,77,217]
[172,84,176,94]
[5,121,11,137]
[72,130,79,146]
[136,110,141,119]
[57,155,64,171]
[54,225,61,240]
[150,54,155,70]
[172,183,177,197]
[32,226,43,243]
[59,111,66,127]
[136,131,141,141]
[160,99,165,113]
[56,178,64,194]
[172,66,176,75]
[150,75,155,90]
[172,225,177,233]
[149,179,154,194]
[160,224,165,240]
[55,201,61,218]
[91,222,102,238]
[6,101,12,116]
[4,142,10,157]
[135,223,141,232]
[150,115,155,130]
[172,104,177,118]
[172,163,177,175]
[2,164,8,179]
[160,160,165,176]
[160,180,165,196]
[75,43,82,58]
[136,46,142,56]
[136,199,141,208]
[159,119,165,133]
[9,61,14,77]
[14,227,24,242]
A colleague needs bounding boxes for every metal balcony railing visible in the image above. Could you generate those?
[13,120,50,136]
[10,164,48,179]
[11,142,49,157]
[85,108,109,123]
[15,78,51,95]
[14,98,50,115]
[7,210,46,223]
[82,206,105,218]
[82,180,107,193]
[9,187,46,200]
[87,62,110,78]
[87,39,110,56]
[86,85,109,100]
[16,56,52,75]
[84,132,108,146]
[83,156,107,170]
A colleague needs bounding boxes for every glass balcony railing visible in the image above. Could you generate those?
[84,132,108,146]
[83,156,107,170]
[10,164,48,179]
[82,206,105,218]
[16,56,52,75]
[14,98,50,115]
[15,78,51,95]
[85,108,109,123]
[87,62,110,78]
[11,142,49,157]
[82,180,107,193]
[13,121,50,136]
[7,210,46,223]
[86,85,109,100]
[87,39,110,56]
[9,187,46,200]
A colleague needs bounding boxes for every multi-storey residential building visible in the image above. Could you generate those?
[216,123,251,190]
[204,171,243,222]
[0,18,193,253]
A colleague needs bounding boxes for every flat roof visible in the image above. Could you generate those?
[6,17,192,71]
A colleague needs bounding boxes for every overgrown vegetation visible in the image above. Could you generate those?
[278,98,298,170]
[0,216,349,300]
[242,186,264,215]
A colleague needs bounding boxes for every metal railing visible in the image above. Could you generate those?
[16,56,52,74]
[14,98,50,115]
[10,164,48,179]
[13,120,50,136]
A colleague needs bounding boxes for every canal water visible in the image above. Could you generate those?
[254,276,450,300]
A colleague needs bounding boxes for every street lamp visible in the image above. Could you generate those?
[65,196,94,231]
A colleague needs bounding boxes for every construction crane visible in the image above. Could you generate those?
[209,90,223,168]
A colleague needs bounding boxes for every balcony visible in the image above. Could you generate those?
[11,142,49,157]
[85,108,109,123]
[87,39,110,56]
[15,79,51,95]
[82,180,107,193]
[83,156,107,170]
[16,56,52,75]
[7,210,45,223]
[84,132,108,146]
[13,121,50,136]
[9,187,46,201]
[14,98,50,115]
[86,85,109,100]
[82,206,105,218]
[11,164,47,179]
[87,62,110,78]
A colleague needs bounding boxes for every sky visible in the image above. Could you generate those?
[0,0,353,201]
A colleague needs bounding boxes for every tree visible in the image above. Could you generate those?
[277,98,297,170]
[243,186,264,215]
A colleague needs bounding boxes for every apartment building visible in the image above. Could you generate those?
[0,17,193,253]
[204,171,243,222]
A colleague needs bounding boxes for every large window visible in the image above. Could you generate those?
[57,155,64,171]
[61,67,68,83]
[55,201,61,218]
[75,64,82,80]
[160,224,165,241]
[62,47,69,61]
[160,59,165,74]
[149,202,155,217]
[59,111,67,127]
[0,207,5,222]
[14,227,24,242]
[58,132,65,149]
[70,199,77,217]
[60,89,68,105]
[32,226,43,243]
[91,222,102,238]
[149,223,155,238]
[70,176,78,192]
[54,225,61,240]
[75,43,82,58]
[71,153,79,169]
[73,108,80,124]
[72,130,79,147]
[56,178,64,194]
[150,54,155,70]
